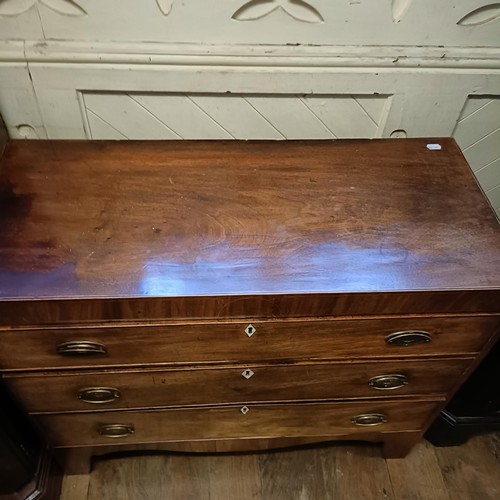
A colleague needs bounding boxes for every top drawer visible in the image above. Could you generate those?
[0,316,498,371]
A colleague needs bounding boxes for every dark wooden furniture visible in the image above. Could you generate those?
[0,117,62,500]
[0,382,62,500]
[0,381,40,496]
[1,139,499,474]
[426,338,500,446]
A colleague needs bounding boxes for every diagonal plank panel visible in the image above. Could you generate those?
[457,97,493,122]
[132,94,233,139]
[462,127,500,172]
[454,95,500,217]
[302,96,381,138]
[86,110,128,140]
[454,99,500,149]
[83,92,390,142]
[84,93,180,139]
[244,96,334,139]
[189,95,284,140]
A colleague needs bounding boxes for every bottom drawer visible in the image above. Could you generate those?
[36,400,440,447]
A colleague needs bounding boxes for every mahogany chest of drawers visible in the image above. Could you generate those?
[1,138,499,474]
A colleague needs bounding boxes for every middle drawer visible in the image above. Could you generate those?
[5,358,469,414]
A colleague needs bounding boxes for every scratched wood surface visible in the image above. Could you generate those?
[1,138,500,301]
[1,138,500,326]
[4,358,470,413]
[60,434,500,500]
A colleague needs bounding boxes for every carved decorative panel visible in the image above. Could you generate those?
[0,0,87,16]
[391,0,412,23]
[156,0,173,16]
[2,1,499,46]
[233,1,324,24]
[457,4,500,26]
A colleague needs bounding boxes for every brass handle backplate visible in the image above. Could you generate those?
[98,424,135,438]
[385,331,432,347]
[78,387,121,404]
[369,374,408,390]
[57,341,107,356]
[352,413,387,426]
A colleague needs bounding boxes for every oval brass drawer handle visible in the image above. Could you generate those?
[369,374,408,390]
[352,413,387,426]
[98,424,135,438]
[57,341,107,356]
[385,331,432,347]
[77,387,121,404]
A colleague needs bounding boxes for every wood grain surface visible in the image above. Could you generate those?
[60,434,500,500]
[4,358,470,413]
[2,138,500,478]
[2,290,500,327]
[386,439,450,500]
[36,399,439,447]
[1,139,499,303]
[0,315,496,371]
[433,432,500,499]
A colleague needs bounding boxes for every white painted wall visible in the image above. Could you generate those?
[0,1,499,216]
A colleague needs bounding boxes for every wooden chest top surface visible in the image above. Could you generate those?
[1,138,499,301]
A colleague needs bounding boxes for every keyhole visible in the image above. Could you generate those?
[245,324,256,337]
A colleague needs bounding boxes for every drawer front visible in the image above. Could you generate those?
[36,400,440,447]
[0,316,497,370]
[6,359,469,413]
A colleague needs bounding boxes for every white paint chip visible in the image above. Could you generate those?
[427,143,442,150]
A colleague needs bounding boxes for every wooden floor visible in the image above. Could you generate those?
[60,434,500,500]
